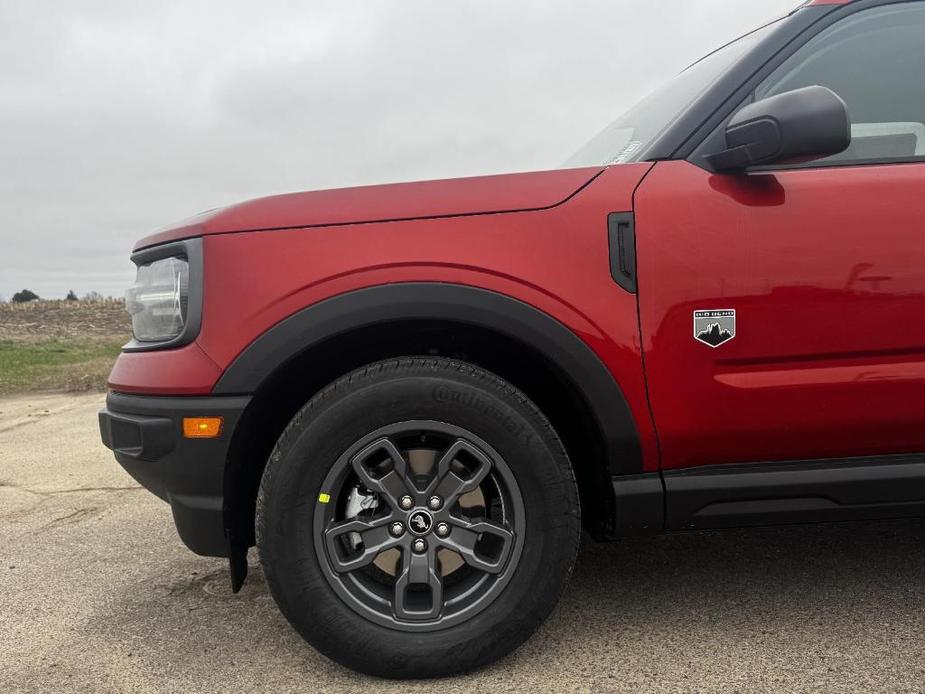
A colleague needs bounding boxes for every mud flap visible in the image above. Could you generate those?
[229,542,249,593]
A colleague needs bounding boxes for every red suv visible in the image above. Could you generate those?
[100,0,925,678]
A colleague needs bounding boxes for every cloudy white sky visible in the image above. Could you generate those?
[0,0,797,301]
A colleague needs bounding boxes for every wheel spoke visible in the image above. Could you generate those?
[440,518,514,574]
[425,439,492,507]
[323,516,400,572]
[393,546,443,621]
[350,437,417,503]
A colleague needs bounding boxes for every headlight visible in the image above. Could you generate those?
[126,256,189,342]
[123,238,203,350]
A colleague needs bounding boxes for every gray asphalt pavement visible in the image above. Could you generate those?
[3,393,925,693]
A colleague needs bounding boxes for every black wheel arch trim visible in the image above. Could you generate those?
[212,282,644,475]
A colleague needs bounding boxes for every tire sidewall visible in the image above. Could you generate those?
[257,360,579,677]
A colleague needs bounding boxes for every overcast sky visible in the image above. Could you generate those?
[0,0,798,301]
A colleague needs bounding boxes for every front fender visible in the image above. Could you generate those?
[212,282,644,475]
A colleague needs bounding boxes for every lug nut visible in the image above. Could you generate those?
[399,495,414,510]
[435,522,450,538]
[428,495,443,511]
[389,522,405,537]
[412,538,427,553]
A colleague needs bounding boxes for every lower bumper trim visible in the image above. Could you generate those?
[99,391,251,557]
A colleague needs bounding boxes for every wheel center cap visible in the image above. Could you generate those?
[407,510,434,536]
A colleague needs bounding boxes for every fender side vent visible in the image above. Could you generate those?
[607,212,637,294]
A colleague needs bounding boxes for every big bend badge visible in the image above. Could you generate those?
[693,309,736,348]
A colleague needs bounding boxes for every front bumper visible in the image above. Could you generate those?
[99,391,251,557]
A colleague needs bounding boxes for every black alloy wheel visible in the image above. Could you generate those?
[315,420,525,630]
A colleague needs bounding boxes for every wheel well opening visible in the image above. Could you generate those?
[224,320,618,548]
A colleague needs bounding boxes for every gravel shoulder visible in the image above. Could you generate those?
[2,393,925,693]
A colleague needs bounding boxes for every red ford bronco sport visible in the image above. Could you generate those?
[100,0,925,678]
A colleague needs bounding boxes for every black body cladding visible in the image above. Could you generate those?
[99,392,251,557]
[611,454,925,534]
[214,283,645,476]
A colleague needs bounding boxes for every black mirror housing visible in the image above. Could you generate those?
[707,85,851,171]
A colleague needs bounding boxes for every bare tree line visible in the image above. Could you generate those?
[2,289,121,303]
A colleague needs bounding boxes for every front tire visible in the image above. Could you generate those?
[256,357,580,678]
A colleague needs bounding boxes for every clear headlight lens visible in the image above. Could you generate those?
[125,256,189,342]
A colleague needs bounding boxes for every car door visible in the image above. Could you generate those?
[635,2,925,475]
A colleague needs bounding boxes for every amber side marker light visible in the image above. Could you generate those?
[183,417,224,439]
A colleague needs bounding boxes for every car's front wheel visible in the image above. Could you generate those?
[256,357,580,678]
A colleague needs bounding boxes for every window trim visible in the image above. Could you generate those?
[641,5,830,162]
[679,0,925,172]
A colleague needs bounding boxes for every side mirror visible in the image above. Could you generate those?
[706,85,850,172]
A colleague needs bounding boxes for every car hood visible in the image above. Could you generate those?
[134,167,604,250]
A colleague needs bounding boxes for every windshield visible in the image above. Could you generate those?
[564,22,777,167]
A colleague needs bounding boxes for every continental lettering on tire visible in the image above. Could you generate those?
[432,386,534,445]
[693,309,736,348]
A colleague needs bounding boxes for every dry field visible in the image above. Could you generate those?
[0,300,130,394]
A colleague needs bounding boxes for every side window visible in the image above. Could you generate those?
[756,3,925,165]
